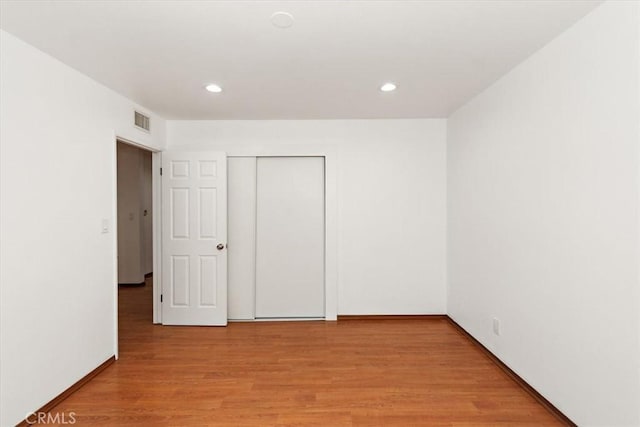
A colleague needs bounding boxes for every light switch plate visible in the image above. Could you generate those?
[492,317,500,336]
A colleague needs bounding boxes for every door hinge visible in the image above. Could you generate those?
[160,167,163,176]
[160,294,163,303]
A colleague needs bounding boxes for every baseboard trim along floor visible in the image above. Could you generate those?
[17,356,115,427]
[340,314,576,426]
[18,315,576,426]
[446,317,577,427]
[337,314,448,321]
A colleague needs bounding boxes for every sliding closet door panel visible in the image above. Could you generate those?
[227,157,257,320]
[256,157,325,318]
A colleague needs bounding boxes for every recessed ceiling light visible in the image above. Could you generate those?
[205,83,222,93]
[380,82,397,92]
[271,11,294,29]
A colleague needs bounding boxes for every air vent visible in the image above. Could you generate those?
[134,111,150,132]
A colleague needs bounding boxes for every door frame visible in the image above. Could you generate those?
[121,144,338,329]
[151,149,162,324]
[227,147,338,321]
[112,136,163,359]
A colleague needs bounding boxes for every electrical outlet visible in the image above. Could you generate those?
[492,318,500,336]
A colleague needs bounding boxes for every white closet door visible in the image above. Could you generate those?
[227,157,257,320]
[255,157,325,318]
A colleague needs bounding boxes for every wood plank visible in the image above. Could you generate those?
[38,279,569,426]
[16,356,115,427]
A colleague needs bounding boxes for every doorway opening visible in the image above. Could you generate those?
[116,140,154,333]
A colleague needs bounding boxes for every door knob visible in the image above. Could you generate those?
[217,243,225,250]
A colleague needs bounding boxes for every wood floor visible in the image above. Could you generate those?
[48,277,565,426]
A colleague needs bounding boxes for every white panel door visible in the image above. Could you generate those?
[227,157,257,320]
[255,157,325,318]
[162,151,227,325]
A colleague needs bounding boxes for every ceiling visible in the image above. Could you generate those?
[0,0,601,120]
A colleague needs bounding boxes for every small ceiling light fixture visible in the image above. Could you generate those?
[205,83,222,93]
[380,82,397,92]
[271,11,294,29]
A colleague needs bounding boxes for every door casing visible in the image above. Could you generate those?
[147,145,338,328]
[224,147,338,321]
[228,156,327,320]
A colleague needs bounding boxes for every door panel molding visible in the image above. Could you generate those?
[161,151,227,326]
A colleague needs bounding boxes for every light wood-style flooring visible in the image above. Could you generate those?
[48,277,564,426]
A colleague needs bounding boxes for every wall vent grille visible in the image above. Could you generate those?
[134,111,150,132]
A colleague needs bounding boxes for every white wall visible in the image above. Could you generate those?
[447,2,640,426]
[637,6,640,424]
[0,30,165,427]
[167,119,447,315]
